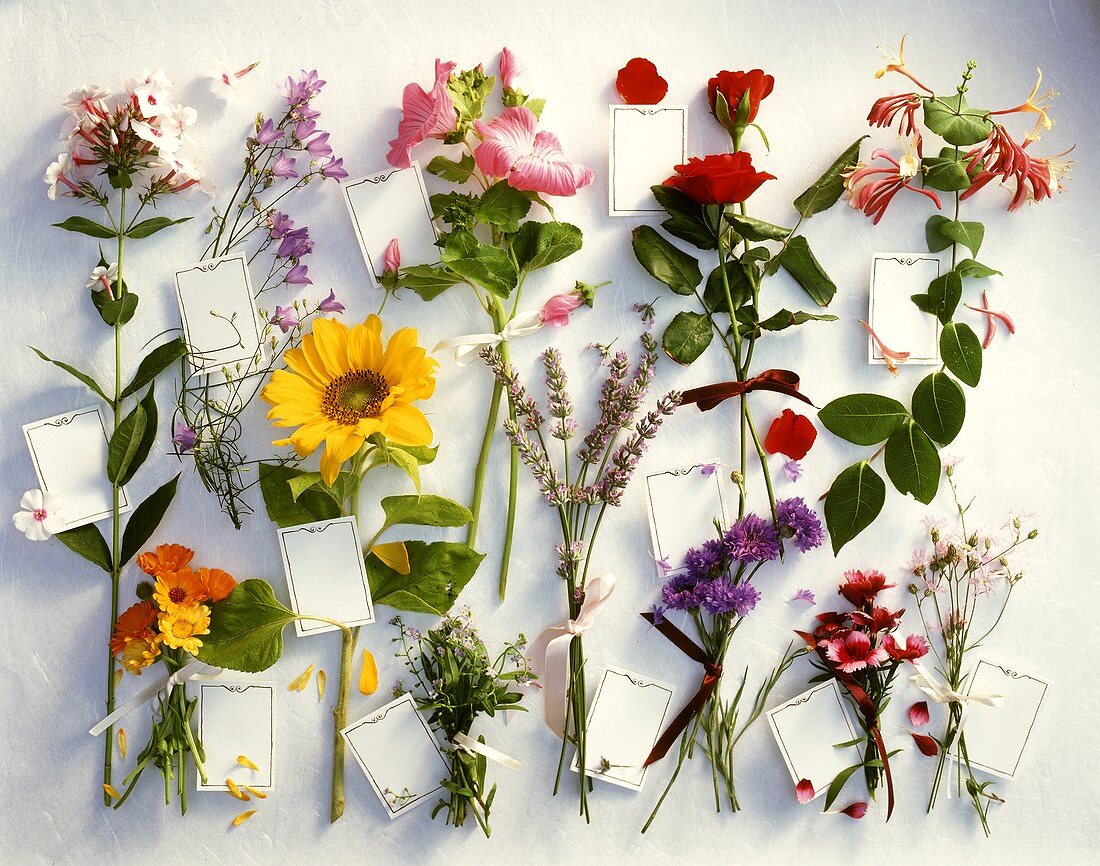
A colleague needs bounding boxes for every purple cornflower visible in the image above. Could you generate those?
[272,153,298,179]
[282,69,326,107]
[790,588,816,605]
[700,580,760,617]
[318,289,344,314]
[278,226,313,259]
[776,498,825,553]
[268,211,294,239]
[172,422,197,453]
[723,514,780,563]
[661,572,703,611]
[683,539,723,580]
[783,459,803,482]
[270,305,298,333]
[256,117,283,146]
[321,157,348,180]
[285,264,311,286]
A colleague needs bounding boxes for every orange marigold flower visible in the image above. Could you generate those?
[110,601,158,655]
[199,567,237,603]
[137,543,195,577]
[120,635,161,674]
[153,568,209,611]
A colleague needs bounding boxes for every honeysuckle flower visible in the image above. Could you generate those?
[209,61,259,100]
[318,289,344,314]
[874,35,933,93]
[285,264,311,286]
[271,153,298,179]
[860,319,910,376]
[795,779,815,804]
[790,588,816,605]
[867,92,921,136]
[172,422,198,453]
[990,68,1056,141]
[840,802,869,819]
[783,459,803,482]
[966,290,1015,348]
[473,106,595,197]
[822,631,889,673]
[320,157,347,180]
[256,117,283,145]
[499,46,522,93]
[909,700,930,727]
[911,732,939,757]
[13,489,66,541]
[961,125,1042,211]
[87,262,118,292]
[844,147,941,224]
[386,59,458,169]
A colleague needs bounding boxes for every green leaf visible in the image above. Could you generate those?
[921,157,971,192]
[926,215,985,257]
[922,94,994,147]
[126,216,191,239]
[651,185,718,250]
[379,495,473,531]
[119,474,180,566]
[441,230,519,298]
[940,322,983,387]
[474,181,531,233]
[818,394,909,445]
[823,763,864,812]
[793,136,868,218]
[702,260,752,313]
[258,463,341,527]
[511,221,583,272]
[757,309,839,331]
[31,347,109,403]
[631,225,702,296]
[121,338,187,399]
[424,153,477,184]
[118,386,159,486]
[52,216,117,239]
[911,372,966,446]
[56,523,112,573]
[90,290,139,327]
[824,462,887,554]
[396,264,460,301]
[723,213,792,241]
[661,311,713,365]
[884,420,941,504]
[925,271,963,324]
[774,235,836,307]
[287,471,325,502]
[197,579,296,672]
[954,259,1002,279]
[106,401,148,485]
[365,540,484,614]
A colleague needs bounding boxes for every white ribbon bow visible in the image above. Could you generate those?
[910,661,1003,749]
[529,574,617,738]
[452,732,522,770]
[433,310,543,366]
[89,658,223,737]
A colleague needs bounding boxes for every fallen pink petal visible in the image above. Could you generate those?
[790,588,816,605]
[911,732,940,757]
[840,802,869,819]
[795,778,815,804]
[908,700,930,727]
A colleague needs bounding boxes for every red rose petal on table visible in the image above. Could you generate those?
[840,802,868,819]
[795,778,815,804]
[911,732,939,757]
[908,700,930,727]
[764,409,818,460]
[615,58,668,105]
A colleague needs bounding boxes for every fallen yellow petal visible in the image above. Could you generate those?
[226,778,250,801]
[113,668,124,690]
[359,648,379,696]
[288,663,314,692]
[117,729,127,760]
[237,755,260,772]
[317,669,327,701]
[102,783,122,799]
[232,809,257,827]
[244,786,268,800]
[371,541,410,575]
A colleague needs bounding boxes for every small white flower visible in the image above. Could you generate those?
[87,262,119,290]
[61,85,110,117]
[209,62,259,100]
[130,119,182,154]
[132,80,172,119]
[13,489,66,541]
[44,152,72,201]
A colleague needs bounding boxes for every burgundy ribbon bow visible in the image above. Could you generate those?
[795,630,895,820]
[679,369,813,412]
[640,611,723,766]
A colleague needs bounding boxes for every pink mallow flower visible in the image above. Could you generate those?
[473,106,595,197]
[499,47,522,93]
[386,60,458,169]
[382,237,401,275]
[539,291,585,327]
[822,631,889,674]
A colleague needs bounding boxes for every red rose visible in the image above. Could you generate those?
[764,409,817,460]
[707,69,775,126]
[616,57,668,105]
[662,152,775,205]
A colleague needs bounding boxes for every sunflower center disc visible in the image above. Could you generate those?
[323,369,391,425]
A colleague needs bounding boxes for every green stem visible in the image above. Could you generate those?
[330,623,359,823]
[497,335,518,601]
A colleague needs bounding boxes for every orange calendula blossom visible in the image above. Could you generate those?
[109,601,158,655]
[198,567,237,603]
[262,316,438,484]
[137,543,195,577]
[153,567,208,610]
[158,605,211,655]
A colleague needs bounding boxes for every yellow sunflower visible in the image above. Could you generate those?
[262,315,437,484]
[158,605,211,655]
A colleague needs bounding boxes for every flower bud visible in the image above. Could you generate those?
[135,580,154,601]
[1028,529,1038,539]
[729,470,744,486]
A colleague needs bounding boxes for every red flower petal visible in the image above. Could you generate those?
[615,58,668,105]
[840,802,868,819]
[795,778,815,804]
[911,732,939,757]
[764,409,818,461]
[908,700,930,727]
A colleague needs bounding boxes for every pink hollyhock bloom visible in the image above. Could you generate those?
[911,732,939,757]
[822,631,888,673]
[539,291,584,326]
[908,700,930,727]
[844,146,941,224]
[840,802,868,819]
[882,633,930,661]
[860,319,910,377]
[966,290,1016,348]
[473,106,595,197]
[270,305,299,333]
[795,779,815,804]
[499,47,522,92]
[386,60,458,169]
[382,238,401,275]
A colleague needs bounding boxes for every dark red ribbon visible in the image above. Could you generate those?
[795,631,895,820]
[679,369,813,412]
[640,611,723,766]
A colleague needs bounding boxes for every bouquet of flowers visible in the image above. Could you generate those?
[640,497,823,831]
[481,331,678,820]
[34,69,200,803]
[385,47,595,600]
[818,38,1072,551]
[173,68,348,528]
[392,609,533,837]
[795,570,930,818]
[907,464,1038,834]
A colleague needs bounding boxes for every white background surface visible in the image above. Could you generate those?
[1,1,1097,862]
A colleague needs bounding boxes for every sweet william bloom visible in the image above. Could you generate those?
[795,779,815,804]
[662,152,775,205]
[616,58,668,105]
[13,489,66,541]
[708,69,774,126]
[387,59,458,169]
[844,147,941,224]
[823,630,889,673]
[764,409,817,460]
[849,605,903,633]
[272,153,298,179]
[318,289,345,314]
[909,701,930,727]
[474,106,595,197]
[839,569,895,607]
[172,422,198,453]
[883,633,930,661]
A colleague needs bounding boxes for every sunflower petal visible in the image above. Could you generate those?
[372,541,411,575]
[232,809,258,827]
[359,648,379,696]
[378,403,433,447]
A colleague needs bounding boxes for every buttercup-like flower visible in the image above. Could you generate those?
[13,489,66,541]
[263,316,438,485]
[387,60,458,169]
[158,604,211,655]
[662,152,775,205]
[473,106,595,197]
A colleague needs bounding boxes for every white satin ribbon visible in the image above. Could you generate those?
[434,310,543,366]
[452,732,522,770]
[910,661,1003,748]
[529,574,617,738]
[89,658,223,736]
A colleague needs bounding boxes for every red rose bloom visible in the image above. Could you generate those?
[662,152,775,205]
[707,69,775,125]
[764,409,817,460]
[616,57,668,105]
[838,569,895,608]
